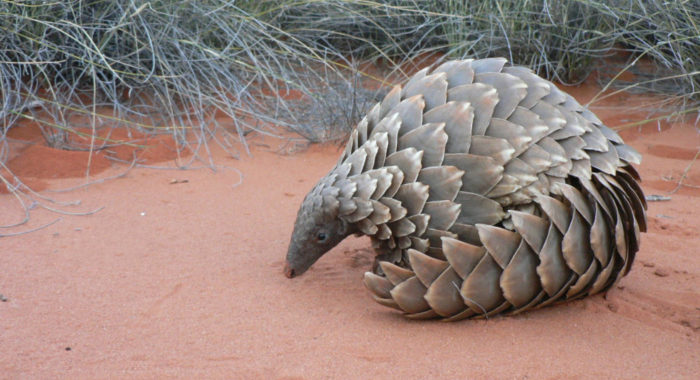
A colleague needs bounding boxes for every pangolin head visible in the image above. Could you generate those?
[284,176,354,278]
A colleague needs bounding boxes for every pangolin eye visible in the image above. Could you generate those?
[316,232,327,242]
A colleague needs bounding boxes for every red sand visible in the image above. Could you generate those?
[1,86,699,379]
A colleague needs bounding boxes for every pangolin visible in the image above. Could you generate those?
[284,58,646,320]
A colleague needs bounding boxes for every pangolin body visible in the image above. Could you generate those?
[285,58,647,320]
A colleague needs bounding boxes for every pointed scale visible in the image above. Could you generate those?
[469,136,515,166]
[379,261,414,286]
[390,276,430,314]
[378,85,402,120]
[474,72,527,120]
[470,57,508,74]
[398,123,448,168]
[536,223,571,297]
[503,66,551,109]
[385,148,423,183]
[394,182,430,216]
[402,72,448,111]
[485,118,533,156]
[363,272,393,299]
[393,95,425,136]
[510,210,549,252]
[590,201,612,267]
[368,132,388,170]
[424,101,474,153]
[441,237,485,279]
[365,168,393,200]
[476,224,521,269]
[447,83,498,135]
[423,200,461,231]
[425,267,466,317]
[566,259,599,299]
[561,210,593,275]
[454,191,505,226]
[508,106,553,142]
[408,249,449,288]
[433,59,475,88]
[460,253,505,314]
[443,153,503,195]
[379,197,407,223]
[500,240,540,308]
[417,165,464,201]
[408,214,430,236]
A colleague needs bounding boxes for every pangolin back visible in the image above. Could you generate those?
[300,58,646,320]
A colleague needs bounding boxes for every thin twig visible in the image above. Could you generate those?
[452,281,488,319]
[46,155,138,193]
[0,217,61,237]
[37,204,105,216]
[669,148,700,194]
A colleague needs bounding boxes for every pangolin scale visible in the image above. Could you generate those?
[285,58,647,321]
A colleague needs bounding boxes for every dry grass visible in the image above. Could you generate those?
[0,0,698,228]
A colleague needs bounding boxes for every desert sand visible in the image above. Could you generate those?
[1,83,698,379]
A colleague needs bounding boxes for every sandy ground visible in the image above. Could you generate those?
[1,84,699,379]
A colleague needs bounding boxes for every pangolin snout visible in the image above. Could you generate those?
[283,261,296,278]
